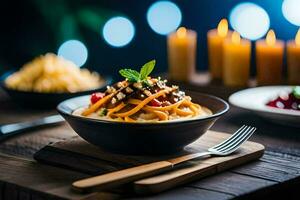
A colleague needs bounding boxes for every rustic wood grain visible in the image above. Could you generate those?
[231,160,300,183]
[133,132,265,194]
[189,171,276,197]
[33,131,264,194]
[1,81,300,200]
[34,131,264,172]
[126,187,234,200]
[0,153,122,200]
[72,161,174,193]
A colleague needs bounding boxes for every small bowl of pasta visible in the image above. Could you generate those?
[0,53,111,108]
[57,60,229,154]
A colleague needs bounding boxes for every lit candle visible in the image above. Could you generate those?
[207,19,232,80]
[223,31,251,87]
[256,29,284,85]
[287,29,300,84]
[167,27,197,82]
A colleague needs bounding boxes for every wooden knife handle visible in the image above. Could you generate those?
[72,161,173,192]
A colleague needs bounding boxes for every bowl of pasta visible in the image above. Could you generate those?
[0,53,112,108]
[57,60,229,154]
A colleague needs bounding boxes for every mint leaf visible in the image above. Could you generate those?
[119,69,140,82]
[293,86,300,99]
[119,60,156,85]
[139,60,155,80]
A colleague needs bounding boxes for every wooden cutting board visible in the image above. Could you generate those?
[34,130,264,194]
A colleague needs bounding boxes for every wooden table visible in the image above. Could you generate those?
[1,81,300,200]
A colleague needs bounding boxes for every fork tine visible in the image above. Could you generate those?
[214,126,252,151]
[218,127,256,153]
[222,127,256,153]
[212,125,248,150]
[217,127,256,152]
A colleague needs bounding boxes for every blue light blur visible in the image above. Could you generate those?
[147,1,182,35]
[102,16,135,47]
[282,0,300,26]
[229,2,270,40]
[57,40,88,67]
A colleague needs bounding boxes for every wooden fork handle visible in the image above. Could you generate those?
[72,161,173,192]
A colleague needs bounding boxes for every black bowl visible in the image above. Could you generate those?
[57,91,229,155]
[0,71,112,108]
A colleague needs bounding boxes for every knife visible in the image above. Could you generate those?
[0,114,65,141]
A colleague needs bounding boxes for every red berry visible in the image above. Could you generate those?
[267,92,300,110]
[90,92,105,104]
[149,99,162,107]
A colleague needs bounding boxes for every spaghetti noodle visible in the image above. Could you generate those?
[73,61,212,122]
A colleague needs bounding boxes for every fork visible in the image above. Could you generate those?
[72,125,256,192]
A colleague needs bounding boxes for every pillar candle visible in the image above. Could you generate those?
[287,29,300,85]
[256,30,284,85]
[167,27,197,82]
[223,31,251,87]
[207,19,232,80]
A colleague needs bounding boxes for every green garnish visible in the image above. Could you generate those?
[293,86,300,99]
[119,60,156,86]
[119,69,140,83]
[98,108,108,117]
[140,60,155,80]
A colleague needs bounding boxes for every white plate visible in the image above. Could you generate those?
[229,86,300,127]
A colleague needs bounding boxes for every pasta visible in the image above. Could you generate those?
[73,60,212,122]
[5,53,104,93]
[74,77,212,122]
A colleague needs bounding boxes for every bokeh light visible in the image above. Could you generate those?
[58,40,88,67]
[229,2,270,40]
[282,0,300,26]
[147,1,182,35]
[102,16,135,47]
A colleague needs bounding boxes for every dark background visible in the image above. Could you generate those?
[0,0,298,78]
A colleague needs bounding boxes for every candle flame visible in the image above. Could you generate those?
[296,29,300,46]
[217,19,228,37]
[232,31,240,44]
[266,29,276,46]
[177,27,187,39]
